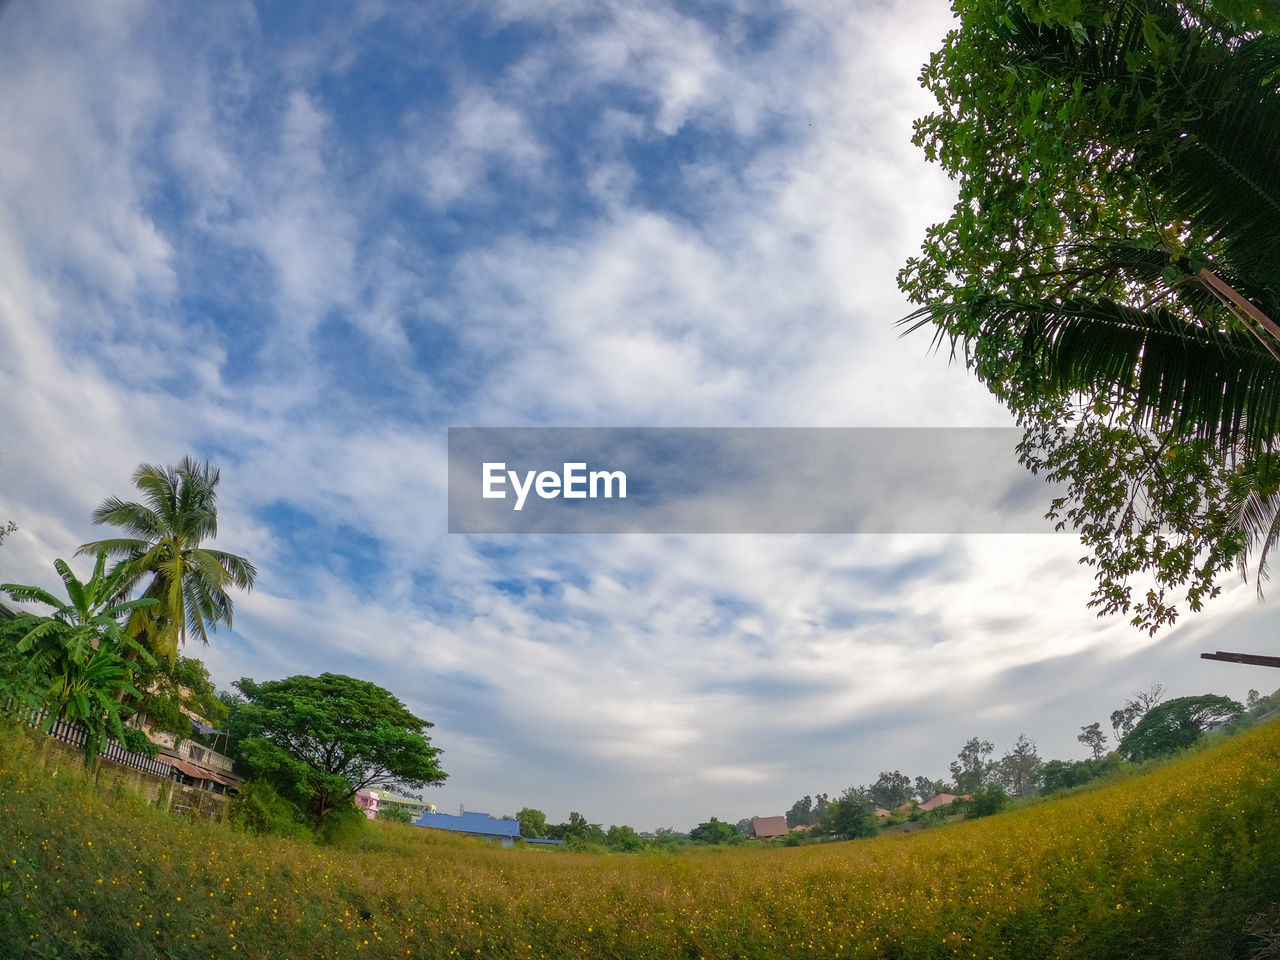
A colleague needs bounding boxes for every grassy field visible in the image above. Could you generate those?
[2,720,1279,960]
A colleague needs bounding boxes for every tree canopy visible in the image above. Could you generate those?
[231,673,446,826]
[78,457,257,659]
[1119,693,1243,760]
[900,0,1280,631]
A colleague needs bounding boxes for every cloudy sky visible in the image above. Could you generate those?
[0,0,1274,832]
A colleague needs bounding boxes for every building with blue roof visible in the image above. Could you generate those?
[414,810,525,847]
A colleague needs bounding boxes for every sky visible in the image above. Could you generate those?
[0,0,1275,833]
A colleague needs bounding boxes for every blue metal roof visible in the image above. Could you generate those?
[415,810,522,838]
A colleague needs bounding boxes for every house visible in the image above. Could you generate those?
[749,816,789,841]
[918,793,964,812]
[355,788,436,821]
[415,810,524,847]
[874,808,892,820]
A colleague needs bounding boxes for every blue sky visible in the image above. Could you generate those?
[0,0,1275,832]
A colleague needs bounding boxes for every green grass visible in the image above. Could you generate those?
[2,719,1279,959]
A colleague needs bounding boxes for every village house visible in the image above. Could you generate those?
[749,815,789,841]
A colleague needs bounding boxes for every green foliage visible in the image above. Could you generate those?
[1041,754,1124,795]
[316,801,369,846]
[232,673,446,828]
[900,0,1280,632]
[688,817,739,845]
[996,734,1044,798]
[1077,721,1109,760]
[605,824,644,853]
[547,812,608,848]
[950,737,995,794]
[229,780,313,840]
[785,794,814,828]
[378,804,414,825]
[820,787,880,840]
[517,806,547,839]
[959,782,1013,818]
[133,655,226,746]
[1,552,157,763]
[867,771,914,810]
[77,457,257,661]
[1119,693,1245,761]
[118,726,159,759]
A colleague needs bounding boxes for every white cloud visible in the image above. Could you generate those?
[0,0,1269,832]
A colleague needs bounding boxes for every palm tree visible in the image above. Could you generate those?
[76,457,257,661]
[1,551,157,759]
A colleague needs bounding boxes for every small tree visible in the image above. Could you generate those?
[996,734,1043,799]
[820,786,879,840]
[232,673,446,827]
[950,737,995,794]
[1077,722,1108,760]
[517,807,548,839]
[785,795,814,828]
[606,824,644,852]
[2,553,157,763]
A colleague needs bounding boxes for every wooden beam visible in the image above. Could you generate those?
[1201,651,1280,668]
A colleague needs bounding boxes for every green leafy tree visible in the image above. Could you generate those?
[1119,693,1244,761]
[949,737,995,794]
[517,807,548,839]
[785,795,814,828]
[688,817,739,844]
[868,770,915,810]
[232,673,446,827]
[819,786,879,840]
[914,776,947,803]
[996,734,1044,798]
[78,457,257,661]
[900,0,1280,632]
[1077,722,1109,760]
[131,655,226,745]
[606,824,644,852]
[1,552,156,761]
[959,782,1012,819]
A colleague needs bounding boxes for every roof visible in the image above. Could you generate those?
[155,753,242,787]
[415,810,521,838]
[751,816,789,839]
[918,793,963,812]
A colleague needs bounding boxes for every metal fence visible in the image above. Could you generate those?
[4,701,173,779]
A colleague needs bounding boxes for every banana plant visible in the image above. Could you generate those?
[2,551,157,763]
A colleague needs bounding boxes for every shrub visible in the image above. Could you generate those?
[317,801,369,845]
[118,726,160,759]
[379,804,414,824]
[229,780,312,840]
[960,782,1011,819]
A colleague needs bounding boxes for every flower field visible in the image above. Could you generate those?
[2,719,1279,960]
